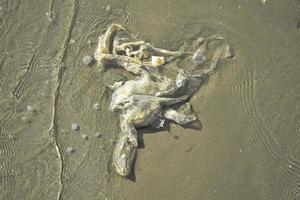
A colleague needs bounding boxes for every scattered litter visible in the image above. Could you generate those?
[71,123,80,131]
[94,24,233,177]
[83,55,94,66]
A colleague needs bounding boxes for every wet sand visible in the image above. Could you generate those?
[0,0,300,199]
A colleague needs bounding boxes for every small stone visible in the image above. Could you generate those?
[66,147,75,153]
[93,103,100,110]
[110,139,115,144]
[83,55,94,66]
[71,123,80,131]
[70,39,76,44]
[100,145,105,150]
[106,5,111,14]
[94,132,102,138]
[27,105,33,111]
[81,134,89,140]
[46,11,56,22]
[297,21,300,29]
[173,135,179,140]
[260,0,267,4]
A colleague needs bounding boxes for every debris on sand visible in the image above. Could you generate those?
[93,24,232,177]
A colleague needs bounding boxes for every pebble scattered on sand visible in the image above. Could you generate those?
[100,145,105,150]
[110,139,115,144]
[93,103,100,110]
[66,147,75,153]
[94,132,102,138]
[83,55,94,66]
[260,0,267,4]
[81,134,89,140]
[46,11,56,22]
[106,5,111,14]
[27,105,33,111]
[71,123,80,131]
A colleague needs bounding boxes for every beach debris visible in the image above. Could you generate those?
[71,123,80,131]
[81,134,89,140]
[93,103,100,110]
[94,132,102,138]
[93,24,232,177]
[83,55,94,66]
[66,147,75,153]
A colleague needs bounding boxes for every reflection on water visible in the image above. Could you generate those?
[0,0,299,200]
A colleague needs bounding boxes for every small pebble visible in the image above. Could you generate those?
[46,11,56,22]
[110,139,115,144]
[27,105,33,111]
[66,147,75,153]
[81,134,89,140]
[71,123,80,131]
[173,135,179,140]
[100,145,105,150]
[93,103,100,110]
[70,39,76,44]
[106,5,111,14]
[83,55,94,66]
[94,132,102,138]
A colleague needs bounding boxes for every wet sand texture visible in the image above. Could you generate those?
[0,0,299,200]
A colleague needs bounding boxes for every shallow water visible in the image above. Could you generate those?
[0,0,300,199]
